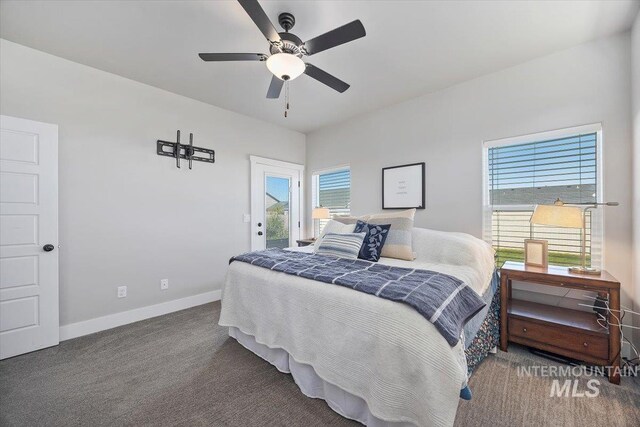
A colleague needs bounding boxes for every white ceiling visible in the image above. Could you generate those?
[1,1,638,133]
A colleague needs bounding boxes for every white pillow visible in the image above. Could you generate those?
[331,215,370,225]
[313,220,356,251]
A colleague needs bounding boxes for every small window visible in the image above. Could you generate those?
[483,125,603,268]
[312,167,351,236]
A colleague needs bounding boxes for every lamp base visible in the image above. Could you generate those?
[568,266,601,276]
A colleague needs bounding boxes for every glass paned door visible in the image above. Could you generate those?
[265,176,291,249]
[250,156,303,251]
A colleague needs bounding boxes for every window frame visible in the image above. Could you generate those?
[311,164,351,236]
[482,123,604,268]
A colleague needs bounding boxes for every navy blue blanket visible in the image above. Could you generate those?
[230,248,486,346]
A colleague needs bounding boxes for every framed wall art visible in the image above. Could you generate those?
[382,162,425,209]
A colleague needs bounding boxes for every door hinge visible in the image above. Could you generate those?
[298,181,300,188]
[298,221,301,228]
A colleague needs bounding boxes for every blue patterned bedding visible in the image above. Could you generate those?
[463,270,499,348]
[230,248,486,346]
[464,272,500,374]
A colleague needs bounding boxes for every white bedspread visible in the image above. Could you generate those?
[218,228,495,427]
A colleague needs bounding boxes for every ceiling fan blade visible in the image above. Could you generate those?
[266,76,284,99]
[304,64,350,93]
[198,53,267,61]
[303,20,366,56]
[237,0,281,43]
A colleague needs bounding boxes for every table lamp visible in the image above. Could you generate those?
[312,206,330,238]
[530,198,618,275]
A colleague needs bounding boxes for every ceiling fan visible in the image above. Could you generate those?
[199,0,366,100]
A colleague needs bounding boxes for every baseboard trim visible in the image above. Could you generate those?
[59,290,222,341]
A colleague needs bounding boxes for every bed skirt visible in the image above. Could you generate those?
[229,326,415,427]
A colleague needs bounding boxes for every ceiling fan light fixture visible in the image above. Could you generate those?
[266,53,305,81]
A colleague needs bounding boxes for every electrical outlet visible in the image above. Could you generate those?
[160,279,169,290]
[117,286,127,298]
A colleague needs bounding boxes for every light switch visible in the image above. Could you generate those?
[243,214,251,223]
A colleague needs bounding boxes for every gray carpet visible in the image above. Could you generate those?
[1,302,638,426]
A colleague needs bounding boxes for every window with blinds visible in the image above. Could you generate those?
[485,129,601,268]
[312,167,351,235]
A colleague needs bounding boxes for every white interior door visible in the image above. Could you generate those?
[250,156,304,251]
[0,115,59,359]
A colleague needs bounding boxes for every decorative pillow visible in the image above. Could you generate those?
[353,220,391,262]
[314,232,366,259]
[313,220,356,251]
[366,208,416,260]
[332,215,370,225]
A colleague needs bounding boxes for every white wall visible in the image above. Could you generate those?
[0,39,305,327]
[632,11,640,346]
[307,33,635,334]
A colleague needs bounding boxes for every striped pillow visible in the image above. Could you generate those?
[367,208,416,260]
[313,220,356,251]
[314,232,366,259]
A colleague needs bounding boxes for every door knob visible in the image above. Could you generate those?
[258,231,263,236]
[43,244,55,252]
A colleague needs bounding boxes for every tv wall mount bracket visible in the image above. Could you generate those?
[156,130,215,169]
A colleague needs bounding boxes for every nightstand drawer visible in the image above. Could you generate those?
[508,317,609,360]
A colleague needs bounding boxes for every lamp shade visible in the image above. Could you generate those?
[266,53,306,81]
[312,207,330,220]
[530,204,582,228]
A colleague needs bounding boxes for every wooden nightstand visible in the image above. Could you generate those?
[296,238,316,247]
[500,261,621,384]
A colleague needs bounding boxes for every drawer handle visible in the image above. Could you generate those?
[523,328,527,333]
[583,342,588,347]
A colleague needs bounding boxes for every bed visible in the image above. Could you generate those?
[218,227,499,427]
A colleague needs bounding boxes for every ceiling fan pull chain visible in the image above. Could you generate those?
[284,80,290,118]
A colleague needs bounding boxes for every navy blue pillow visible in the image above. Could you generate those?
[353,220,391,262]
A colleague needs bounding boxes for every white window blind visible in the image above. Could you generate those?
[485,128,602,268]
[312,167,351,235]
